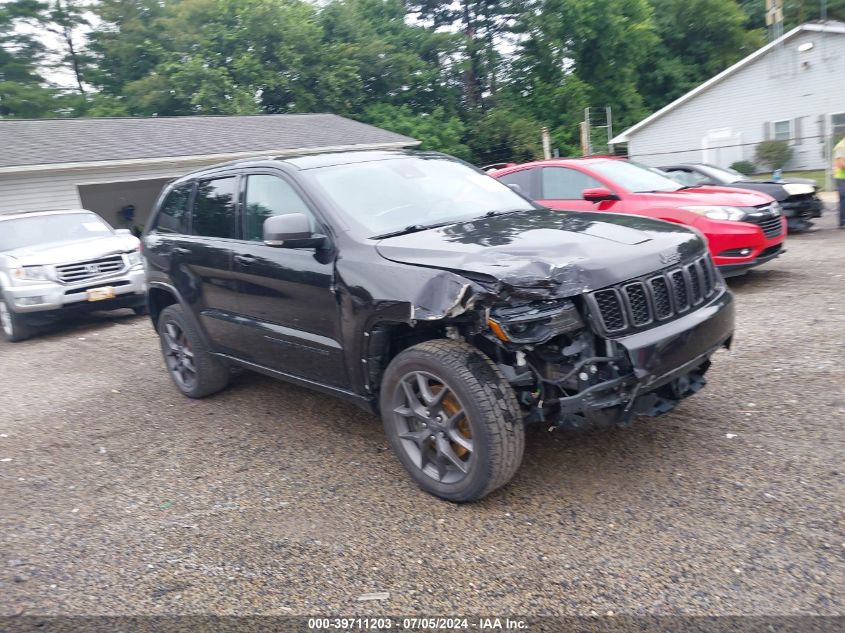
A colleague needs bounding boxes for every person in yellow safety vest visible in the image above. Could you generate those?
[835,134,845,228]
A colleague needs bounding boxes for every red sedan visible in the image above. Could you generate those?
[490,158,786,276]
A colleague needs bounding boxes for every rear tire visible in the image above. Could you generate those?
[0,295,35,342]
[157,304,230,398]
[380,339,524,502]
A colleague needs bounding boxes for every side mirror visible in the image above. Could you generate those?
[263,213,326,249]
[115,228,132,236]
[506,183,523,194]
[582,187,619,203]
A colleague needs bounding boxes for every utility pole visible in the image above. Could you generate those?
[583,107,612,155]
[765,0,783,40]
[580,121,590,156]
[541,127,551,160]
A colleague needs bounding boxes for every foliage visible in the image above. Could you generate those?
[515,0,657,134]
[755,140,793,170]
[362,104,471,160]
[0,0,55,117]
[638,0,762,111]
[0,0,799,165]
[730,160,756,176]
[465,105,544,166]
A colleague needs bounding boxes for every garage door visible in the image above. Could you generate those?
[78,178,171,234]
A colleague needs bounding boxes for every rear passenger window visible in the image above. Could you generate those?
[192,177,237,239]
[497,169,535,198]
[154,184,192,234]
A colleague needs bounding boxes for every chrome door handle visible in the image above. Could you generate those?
[234,254,257,266]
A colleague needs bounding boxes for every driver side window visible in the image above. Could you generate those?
[243,174,315,242]
[541,167,602,199]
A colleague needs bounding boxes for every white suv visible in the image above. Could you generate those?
[0,209,147,342]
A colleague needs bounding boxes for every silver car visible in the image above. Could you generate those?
[0,209,147,342]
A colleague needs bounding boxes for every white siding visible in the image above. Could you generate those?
[0,171,82,213]
[0,157,247,215]
[627,30,845,171]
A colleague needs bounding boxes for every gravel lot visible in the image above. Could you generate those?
[1,212,843,618]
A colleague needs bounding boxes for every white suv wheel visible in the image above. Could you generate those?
[0,299,13,337]
[0,296,33,342]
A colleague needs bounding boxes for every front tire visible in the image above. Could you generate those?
[0,295,34,342]
[380,339,525,502]
[157,304,230,398]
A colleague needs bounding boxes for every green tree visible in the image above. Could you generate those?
[362,103,471,160]
[0,0,57,117]
[407,0,522,112]
[511,0,655,153]
[319,0,463,116]
[85,0,169,105]
[465,105,544,165]
[638,0,762,111]
[43,0,90,96]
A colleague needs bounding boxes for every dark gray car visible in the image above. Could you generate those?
[661,163,822,232]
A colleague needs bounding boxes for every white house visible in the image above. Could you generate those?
[0,114,417,229]
[611,21,845,173]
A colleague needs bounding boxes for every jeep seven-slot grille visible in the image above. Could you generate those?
[592,289,625,332]
[55,255,125,283]
[588,255,721,335]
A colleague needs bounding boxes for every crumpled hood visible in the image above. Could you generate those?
[2,234,139,267]
[375,209,705,297]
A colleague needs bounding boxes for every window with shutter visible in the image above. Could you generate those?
[773,120,791,142]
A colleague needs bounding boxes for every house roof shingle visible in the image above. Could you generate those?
[0,114,418,169]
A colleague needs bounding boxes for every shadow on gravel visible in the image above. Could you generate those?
[32,308,144,340]
[725,267,801,292]
[218,363,684,504]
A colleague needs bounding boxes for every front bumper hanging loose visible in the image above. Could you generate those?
[536,290,735,429]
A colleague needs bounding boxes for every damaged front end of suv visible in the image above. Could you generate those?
[361,209,734,433]
[145,149,735,503]
[481,257,730,430]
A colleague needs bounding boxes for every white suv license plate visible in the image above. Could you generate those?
[86,286,116,302]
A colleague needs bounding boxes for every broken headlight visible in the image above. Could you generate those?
[488,299,583,345]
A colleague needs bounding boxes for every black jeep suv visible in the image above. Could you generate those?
[142,150,735,502]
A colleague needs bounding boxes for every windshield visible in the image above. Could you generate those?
[588,159,682,193]
[307,156,536,237]
[700,164,743,183]
[0,213,113,252]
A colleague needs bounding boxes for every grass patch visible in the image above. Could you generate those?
[753,169,829,190]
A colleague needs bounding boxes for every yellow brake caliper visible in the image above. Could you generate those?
[436,387,471,459]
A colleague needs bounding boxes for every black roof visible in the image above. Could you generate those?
[0,114,418,169]
[166,150,452,185]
